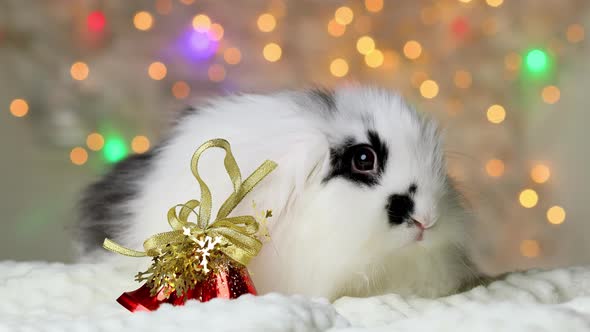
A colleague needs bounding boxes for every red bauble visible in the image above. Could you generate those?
[116,261,257,312]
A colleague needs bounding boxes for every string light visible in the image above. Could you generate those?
[208,64,226,82]
[520,240,540,258]
[519,189,539,208]
[403,40,422,60]
[87,11,106,33]
[103,137,128,163]
[70,147,88,166]
[86,133,105,151]
[155,0,173,15]
[327,19,346,37]
[209,23,224,41]
[9,98,29,117]
[364,0,383,12]
[364,49,384,68]
[172,81,190,99]
[485,159,505,177]
[148,62,167,80]
[420,80,439,99]
[70,62,89,81]
[487,104,506,124]
[133,11,154,31]
[192,14,211,31]
[356,36,375,55]
[257,13,277,32]
[330,58,349,77]
[525,49,549,74]
[566,24,585,43]
[541,85,560,104]
[334,6,354,25]
[486,0,504,7]
[224,47,242,65]
[531,164,551,183]
[454,70,472,89]
[263,43,282,62]
[547,206,566,225]
[131,136,150,154]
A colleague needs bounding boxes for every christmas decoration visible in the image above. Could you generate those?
[103,138,277,312]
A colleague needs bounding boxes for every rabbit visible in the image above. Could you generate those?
[77,86,481,301]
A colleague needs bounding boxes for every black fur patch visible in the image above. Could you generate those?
[386,194,415,225]
[324,130,389,186]
[77,150,157,252]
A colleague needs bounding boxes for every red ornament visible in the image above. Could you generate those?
[87,11,107,33]
[116,261,257,312]
[451,17,470,39]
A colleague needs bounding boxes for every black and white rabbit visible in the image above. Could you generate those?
[77,86,480,300]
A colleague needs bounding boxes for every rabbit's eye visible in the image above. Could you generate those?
[351,145,377,174]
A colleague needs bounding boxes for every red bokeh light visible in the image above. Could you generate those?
[87,11,106,32]
[451,17,470,39]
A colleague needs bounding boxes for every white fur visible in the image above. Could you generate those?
[87,86,474,301]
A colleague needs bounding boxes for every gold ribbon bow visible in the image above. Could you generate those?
[103,138,277,267]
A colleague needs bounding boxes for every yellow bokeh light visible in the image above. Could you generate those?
[485,159,505,177]
[179,0,194,4]
[364,49,384,68]
[208,64,226,82]
[70,147,89,166]
[356,36,375,55]
[566,24,585,43]
[541,86,560,104]
[257,13,276,32]
[330,58,349,77]
[86,133,105,151]
[10,98,29,117]
[519,189,539,208]
[148,62,167,80]
[454,70,472,89]
[520,240,540,258]
[263,43,282,62]
[459,0,472,3]
[132,136,150,154]
[530,164,551,184]
[192,14,211,31]
[224,47,242,65]
[327,19,346,37]
[403,40,422,60]
[209,23,224,41]
[505,52,522,71]
[486,0,504,7]
[155,0,173,15]
[335,6,354,25]
[172,81,190,99]
[133,11,154,31]
[547,206,566,225]
[420,80,439,99]
[70,62,89,81]
[486,104,506,124]
[364,0,383,12]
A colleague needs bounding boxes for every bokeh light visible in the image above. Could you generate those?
[192,14,211,31]
[541,85,561,104]
[335,6,354,25]
[70,62,89,81]
[525,49,549,73]
[487,104,506,124]
[257,13,277,32]
[486,159,505,177]
[519,189,539,208]
[330,58,349,77]
[531,164,551,183]
[172,81,190,99]
[454,70,472,89]
[224,47,242,65]
[9,98,29,117]
[86,133,105,151]
[103,137,128,163]
[420,80,439,99]
[520,240,540,258]
[209,24,224,41]
[263,43,282,62]
[208,64,226,82]
[327,19,346,37]
[87,11,106,32]
[148,61,167,80]
[364,49,384,68]
[486,0,504,7]
[186,30,219,60]
[566,24,585,43]
[133,11,154,31]
[356,36,375,55]
[70,147,88,166]
[365,0,384,12]
[403,40,422,60]
[547,206,566,225]
[131,135,150,154]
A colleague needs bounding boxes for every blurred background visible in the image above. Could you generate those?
[1,0,588,275]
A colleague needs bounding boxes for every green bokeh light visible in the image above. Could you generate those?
[525,49,549,73]
[103,137,128,163]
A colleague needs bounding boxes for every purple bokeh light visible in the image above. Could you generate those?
[177,28,219,61]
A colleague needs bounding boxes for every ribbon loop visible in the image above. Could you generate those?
[103,138,277,269]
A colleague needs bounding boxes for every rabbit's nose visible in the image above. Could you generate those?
[386,194,414,225]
